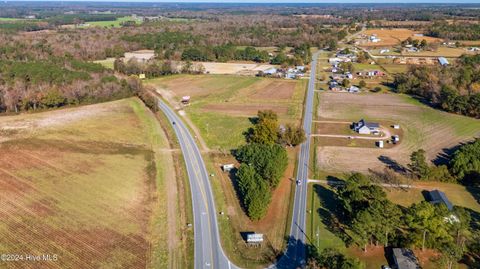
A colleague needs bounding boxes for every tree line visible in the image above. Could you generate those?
[234,110,305,220]
[0,56,143,113]
[394,54,480,118]
[426,22,480,41]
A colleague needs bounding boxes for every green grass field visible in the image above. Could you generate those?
[147,74,307,150]
[0,98,177,268]
[93,57,115,69]
[353,62,382,71]
[380,64,410,73]
[386,182,480,212]
[86,16,141,27]
[0,17,27,21]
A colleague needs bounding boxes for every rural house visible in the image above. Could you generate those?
[427,190,453,211]
[392,248,421,269]
[263,67,277,75]
[353,119,379,134]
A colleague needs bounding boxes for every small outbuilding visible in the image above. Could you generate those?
[427,190,453,211]
[438,57,449,66]
[377,140,384,148]
[181,96,191,105]
[263,67,277,75]
[222,164,234,172]
[392,248,421,269]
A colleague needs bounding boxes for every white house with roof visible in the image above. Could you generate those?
[353,119,380,134]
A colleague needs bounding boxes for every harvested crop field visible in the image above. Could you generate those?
[0,99,177,269]
[148,75,306,150]
[199,61,278,75]
[316,92,480,173]
[360,29,442,47]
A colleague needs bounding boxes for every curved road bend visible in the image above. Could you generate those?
[156,51,319,269]
[157,100,238,269]
[274,51,320,269]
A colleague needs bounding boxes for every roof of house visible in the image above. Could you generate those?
[393,248,421,269]
[428,190,453,211]
[438,57,449,66]
[359,119,379,128]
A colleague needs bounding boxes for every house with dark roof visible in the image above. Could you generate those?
[353,119,380,134]
[427,190,453,211]
[392,248,421,269]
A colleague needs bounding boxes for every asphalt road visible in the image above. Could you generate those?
[274,51,320,269]
[157,100,237,269]
[157,51,319,269]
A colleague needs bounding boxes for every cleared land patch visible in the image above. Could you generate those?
[360,29,442,47]
[0,98,177,269]
[316,92,480,173]
[147,74,305,150]
[199,61,278,75]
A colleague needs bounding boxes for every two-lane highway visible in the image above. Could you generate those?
[275,51,320,268]
[157,100,237,269]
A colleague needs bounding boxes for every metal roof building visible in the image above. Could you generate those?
[428,190,453,211]
[438,57,449,66]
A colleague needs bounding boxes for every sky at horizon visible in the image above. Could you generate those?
[4,0,480,3]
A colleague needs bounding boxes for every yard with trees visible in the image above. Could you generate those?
[307,172,478,269]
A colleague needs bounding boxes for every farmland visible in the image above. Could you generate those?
[370,46,475,58]
[0,98,184,269]
[315,92,480,173]
[85,16,141,27]
[199,61,278,75]
[147,74,307,150]
[359,28,442,47]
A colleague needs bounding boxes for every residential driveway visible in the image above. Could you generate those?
[312,122,393,140]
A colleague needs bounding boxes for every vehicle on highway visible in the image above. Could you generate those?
[296,179,302,186]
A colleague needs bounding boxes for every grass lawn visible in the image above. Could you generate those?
[307,183,346,252]
[0,17,27,21]
[93,57,115,69]
[353,62,382,71]
[386,181,480,213]
[0,98,179,268]
[380,64,410,74]
[86,16,141,27]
